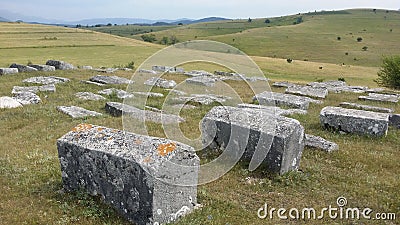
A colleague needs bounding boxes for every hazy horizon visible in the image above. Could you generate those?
[0,0,399,22]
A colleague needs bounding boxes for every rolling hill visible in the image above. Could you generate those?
[127,8,400,67]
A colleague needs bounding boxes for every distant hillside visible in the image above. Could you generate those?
[133,8,400,67]
[0,17,9,22]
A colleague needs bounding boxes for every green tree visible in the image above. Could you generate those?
[265,19,271,24]
[248,18,252,23]
[141,34,156,43]
[161,36,169,45]
[375,55,400,89]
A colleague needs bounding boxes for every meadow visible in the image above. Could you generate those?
[0,8,399,225]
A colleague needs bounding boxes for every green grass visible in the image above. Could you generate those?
[0,69,399,224]
[0,14,399,225]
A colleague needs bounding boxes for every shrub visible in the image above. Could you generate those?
[287,58,293,63]
[265,19,271,24]
[141,34,156,43]
[337,36,341,41]
[338,77,346,82]
[357,37,363,42]
[362,46,368,51]
[375,55,400,89]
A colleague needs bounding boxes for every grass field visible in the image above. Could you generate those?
[0,9,399,225]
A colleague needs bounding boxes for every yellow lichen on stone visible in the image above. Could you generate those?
[143,156,152,163]
[157,142,177,157]
[72,124,93,132]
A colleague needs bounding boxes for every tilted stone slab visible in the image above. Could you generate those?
[272,81,296,88]
[132,92,164,98]
[320,106,389,137]
[359,93,399,103]
[12,84,56,94]
[75,92,106,101]
[174,94,230,105]
[339,102,394,113]
[308,81,368,93]
[80,80,105,86]
[137,69,158,74]
[98,88,134,99]
[82,65,93,70]
[94,68,118,73]
[29,64,56,71]
[144,77,177,89]
[0,68,18,75]
[254,92,322,110]
[46,60,75,70]
[237,104,307,116]
[389,114,400,129]
[90,75,134,85]
[0,96,23,109]
[366,88,386,93]
[9,63,38,72]
[57,106,102,118]
[201,106,305,174]
[185,76,216,87]
[105,102,185,124]
[22,76,70,85]
[305,134,338,152]
[285,85,328,99]
[57,124,199,224]
[13,92,41,105]
[184,70,214,77]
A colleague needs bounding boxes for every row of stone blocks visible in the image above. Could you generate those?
[57,106,306,224]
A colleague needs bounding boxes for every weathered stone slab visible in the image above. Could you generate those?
[272,81,296,88]
[81,65,93,70]
[172,104,197,110]
[305,134,338,152]
[98,88,134,99]
[366,88,386,93]
[285,85,328,99]
[105,102,184,124]
[144,77,177,89]
[132,92,164,98]
[57,106,102,118]
[90,75,134,85]
[389,114,400,129]
[201,106,304,174]
[22,76,70,85]
[9,63,38,72]
[320,106,389,137]
[359,93,399,103]
[0,68,18,75]
[254,92,322,110]
[12,84,56,94]
[245,76,268,82]
[237,104,307,116]
[80,80,105,86]
[0,96,23,109]
[308,81,368,93]
[94,68,118,73]
[138,69,158,74]
[339,102,394,113]
[57,124,199,225]
[76,92,106,101]
[185,76,216,87]
[29,64,56,71]
[184,70,213,77]
[152,65,184,73]
[13,92,41,105]
[46,60,75,70]
[174,94,230,105]
[167,89,187,96]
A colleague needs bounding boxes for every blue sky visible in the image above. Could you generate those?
[0,0,399,21]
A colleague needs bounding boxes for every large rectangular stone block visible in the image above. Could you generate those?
[320,106,389,137]
[201,106,305,174]
[57,124,199,225]
[254,91,321,110]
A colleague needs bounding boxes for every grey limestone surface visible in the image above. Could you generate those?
[57,124,199,225]
[57,106,102,118]
[46,60,75,70]
[320,106,389,137]
[201,106,305,174]
[305,134,339,152]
